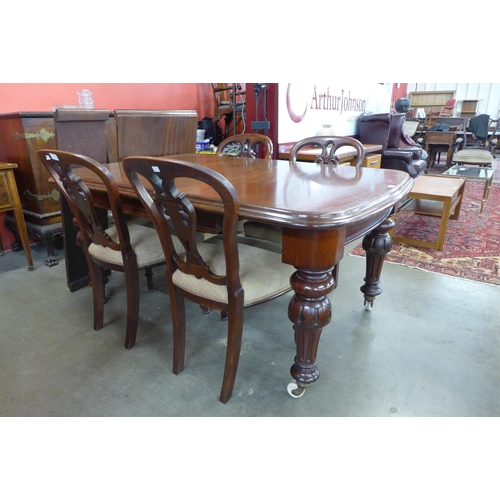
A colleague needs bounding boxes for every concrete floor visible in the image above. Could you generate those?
[1,239,499,417]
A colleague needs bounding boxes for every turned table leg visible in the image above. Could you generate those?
[360,217,395,310]
[281,226,345,398]
[287,268,336,397]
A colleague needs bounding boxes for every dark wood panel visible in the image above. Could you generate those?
[115,109,198,160]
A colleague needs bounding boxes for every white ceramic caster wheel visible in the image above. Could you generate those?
[364,299,374,311]
[287,381,305,398]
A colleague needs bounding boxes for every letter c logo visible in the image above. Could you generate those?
[286,83,308,123]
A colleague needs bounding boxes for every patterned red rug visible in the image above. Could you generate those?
[349,178,500,286]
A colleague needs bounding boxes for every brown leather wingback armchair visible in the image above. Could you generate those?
[358,113,427,178]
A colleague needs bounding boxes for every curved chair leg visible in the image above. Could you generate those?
[172,290,187,375]
[124,265,140,349]
[144,268,155,291]
[89,260,105,331]
[219,304,244,404]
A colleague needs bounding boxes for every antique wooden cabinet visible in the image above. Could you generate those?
[0,112,60,225]
[0,112,63,265]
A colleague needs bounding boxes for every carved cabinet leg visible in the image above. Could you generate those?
[360,217,395,310]
[287,269,336,396]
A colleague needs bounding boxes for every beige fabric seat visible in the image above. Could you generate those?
[451,149,494,166]
[88,223,166,267]
[123,155,294,404]
[173,235,290,305]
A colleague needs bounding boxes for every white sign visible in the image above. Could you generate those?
[278,83,391,148]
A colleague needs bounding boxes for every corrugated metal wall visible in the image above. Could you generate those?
[407,83,500,119]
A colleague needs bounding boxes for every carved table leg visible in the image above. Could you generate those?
[5,216,62,267]
[287,268,336,397]
[360,217,395,310]
[281,226,345,398]
[37,224,63,267]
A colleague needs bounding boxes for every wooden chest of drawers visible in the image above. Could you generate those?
[361,153,381,168]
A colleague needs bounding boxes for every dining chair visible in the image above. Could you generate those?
[465,114,499,155]
[451,115,498,167]
[216,133,273,159]
[289,135,365,166]
[122,156,294,403]
[37,149,171,350]
[216,133,274,238]
[243,136,367,294]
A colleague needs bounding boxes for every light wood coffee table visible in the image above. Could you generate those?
[392,174,466,250]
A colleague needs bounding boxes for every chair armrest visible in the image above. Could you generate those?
[387,146,423,160]
[383,150,413,161]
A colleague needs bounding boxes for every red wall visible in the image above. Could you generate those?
[0,83,214,117]
[0,83,216,251]
[0,82,399,251]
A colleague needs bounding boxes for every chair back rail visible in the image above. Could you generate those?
[217,133,273,159]
[290,136,365,167]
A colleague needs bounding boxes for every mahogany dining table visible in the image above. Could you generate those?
[74,153,414,398]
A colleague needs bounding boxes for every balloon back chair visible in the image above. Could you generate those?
[244,135,365,245]
[244,136,365,291]
[122,156,294,403]
[289,135,365,166]
[216,133,273,159]
[37,149,169,349]
[217,133,274,235]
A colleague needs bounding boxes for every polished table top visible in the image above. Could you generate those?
[86,153,413,232]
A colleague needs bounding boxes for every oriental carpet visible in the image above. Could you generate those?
[349,177,500,287]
